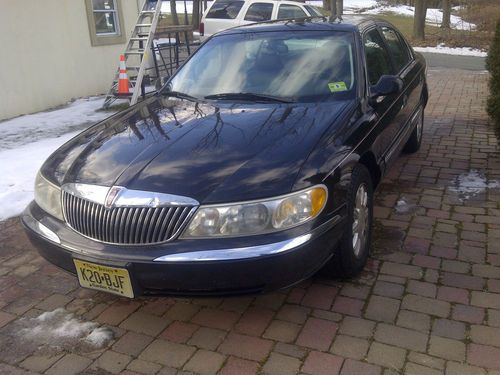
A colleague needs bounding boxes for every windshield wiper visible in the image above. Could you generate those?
[204,92,295,103]
[159,90,202,102]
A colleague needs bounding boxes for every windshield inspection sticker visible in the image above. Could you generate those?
[328,82,347,92]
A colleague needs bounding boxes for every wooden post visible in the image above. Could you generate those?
[192,0,200,29]
[170,0,179,25]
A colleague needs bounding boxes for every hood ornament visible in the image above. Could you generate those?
[105,186,124,208]
[62,183,199,208]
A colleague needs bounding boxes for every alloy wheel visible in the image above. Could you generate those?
[352,183,369,258]
[417,111,424,142]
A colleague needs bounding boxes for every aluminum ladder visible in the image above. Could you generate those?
[102,0,162,109]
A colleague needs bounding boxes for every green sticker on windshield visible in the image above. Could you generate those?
[328,82,347,92]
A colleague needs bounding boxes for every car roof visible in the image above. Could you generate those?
[214,15,382,36]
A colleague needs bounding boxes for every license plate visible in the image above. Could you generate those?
[73,259,134,298]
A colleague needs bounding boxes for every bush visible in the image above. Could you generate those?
[487,20,500,130]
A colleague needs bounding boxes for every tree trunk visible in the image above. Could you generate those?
[330,0,337,16]
[441,0,451,28]
[413,0,427,40]
[170,0,179,25]
[192,0,200,29]
[336,0,343,15]
[323,0,331,12]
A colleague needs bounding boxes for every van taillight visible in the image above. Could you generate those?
[200,22,204,36]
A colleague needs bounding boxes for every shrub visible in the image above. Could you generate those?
[487,20,500,130]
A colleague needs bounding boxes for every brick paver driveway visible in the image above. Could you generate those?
[1,67,499,375]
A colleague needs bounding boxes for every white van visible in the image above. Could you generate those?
[199,0,323,41]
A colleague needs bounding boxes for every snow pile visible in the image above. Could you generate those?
[0,132,79,221]
[22,308,113,349]
[0,96,116,221]
[0,96,110,150]
[413,44,487,57]
[395,196,416,214]
[449,170,500,200]
[86,327,115,347]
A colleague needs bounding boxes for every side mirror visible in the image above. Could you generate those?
[370,75,404,101]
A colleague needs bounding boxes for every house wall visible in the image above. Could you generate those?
[0,0,140,121]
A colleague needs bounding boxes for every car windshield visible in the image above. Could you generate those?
[167,30,357,102]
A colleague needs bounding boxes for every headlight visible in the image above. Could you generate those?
[182,185,327,238]
[34,172,63,221]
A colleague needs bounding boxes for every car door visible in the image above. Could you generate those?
[378,24,423,166]
[362,27,401,167]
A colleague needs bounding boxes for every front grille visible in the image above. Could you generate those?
[62,191,194,245]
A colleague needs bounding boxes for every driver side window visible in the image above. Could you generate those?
[363,28,393,86]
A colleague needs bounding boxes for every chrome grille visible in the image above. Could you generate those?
[62,191,194,244]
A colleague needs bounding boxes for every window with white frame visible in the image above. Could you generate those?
[92,0,120,35]
[85,0,125,46]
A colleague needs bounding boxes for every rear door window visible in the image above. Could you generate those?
[277,4,307,19]
[244,3,274,22]
[380,26,412,72]
[206,0,245,19]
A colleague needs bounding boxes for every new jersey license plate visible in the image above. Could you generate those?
[74,259,134,298]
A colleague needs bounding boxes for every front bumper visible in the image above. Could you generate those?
[22,201,344,296]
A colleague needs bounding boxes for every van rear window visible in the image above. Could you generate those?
[206,1,245,19]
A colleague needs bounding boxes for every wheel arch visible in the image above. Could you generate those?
[422,81,429,107]
[358,151,381,190]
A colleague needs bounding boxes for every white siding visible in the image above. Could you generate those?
[0,0,140,121]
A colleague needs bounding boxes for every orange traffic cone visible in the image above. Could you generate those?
[117,55,130,96]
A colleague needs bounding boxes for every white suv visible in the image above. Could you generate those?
[199,0,323,41]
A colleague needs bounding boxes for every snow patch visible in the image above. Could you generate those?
[414,44,487,57]
[0,96,111,150]
[449,170,500,200]
[0,131,79,221]
[22,308,113,349]
[86,327,115,347]
[395,197,415,214]
[361,4,476,31]
[0,95,117,221]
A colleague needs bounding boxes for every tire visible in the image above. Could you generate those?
[403,105,424,153]
[326,164,373,278]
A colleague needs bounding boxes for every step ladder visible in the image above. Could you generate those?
[102,0,162,109]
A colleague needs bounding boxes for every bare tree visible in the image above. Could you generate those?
[170,0,179,25]
[330,0,343,17]
[441,0,451,28]
[336,0,343,15]
[323,0,331,12]
[413,0,427,40]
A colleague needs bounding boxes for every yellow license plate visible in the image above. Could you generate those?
[74,259,134,298]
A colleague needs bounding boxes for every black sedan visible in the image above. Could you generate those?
[22,16,427,297]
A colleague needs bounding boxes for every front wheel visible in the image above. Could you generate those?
[325,164,373,278]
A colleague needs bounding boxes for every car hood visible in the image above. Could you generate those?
[43,96,351,203]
